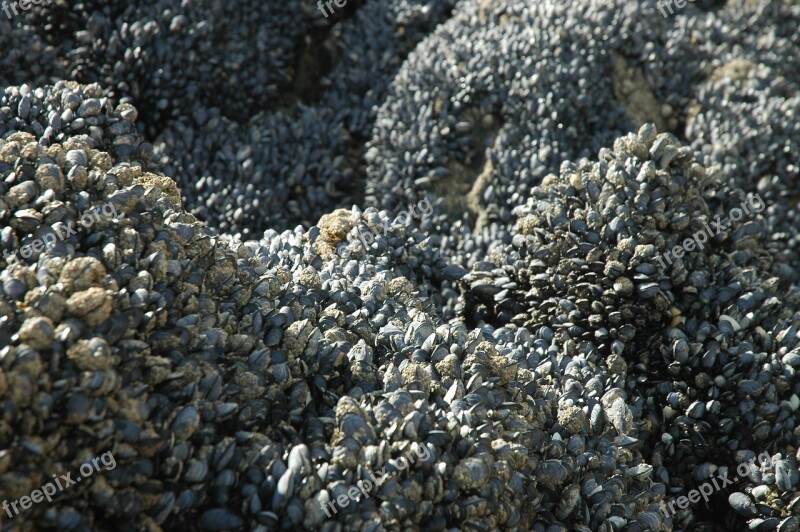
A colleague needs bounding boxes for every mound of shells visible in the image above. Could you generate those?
[461,124,800,530]
[365,0,800,269]
[463,125,723,353]
[0,0,799,529]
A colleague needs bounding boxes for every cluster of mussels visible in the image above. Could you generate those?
[1,0,799,531]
